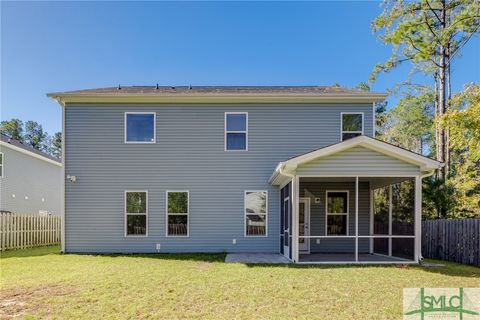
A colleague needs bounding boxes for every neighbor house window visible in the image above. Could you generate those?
[245,191,267,236]
[0,152,3,177]
[225,112,248,151]
[125,191,148,236]
[326,191,348,236]
[166,191,189,237]
[341,113,363,141]
[125,112,156,143]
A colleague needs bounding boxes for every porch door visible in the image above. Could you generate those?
[299,198,310,253]
[283,197,290,259]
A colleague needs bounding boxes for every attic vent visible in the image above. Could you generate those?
[117,84,121,90]
[156,83,159,90]
[189,84,192,90]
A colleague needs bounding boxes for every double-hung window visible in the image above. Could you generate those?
[245,191,267,236]
[125,191,148,236]
[166,191,189,237]
[341,112,363,141]
[125,112,156,143]
[225,112,248,151]
[326,191,349,236]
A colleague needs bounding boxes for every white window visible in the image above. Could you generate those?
[125,112,156,143]
[245,190,267,237]
[225,112,248,151]
[341,112,363,141]
[166,191,189,237]
[326,191,349,236]
[125,191,148,237]
[0,152,3,177]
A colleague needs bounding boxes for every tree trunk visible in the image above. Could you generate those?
[437,0,447,183]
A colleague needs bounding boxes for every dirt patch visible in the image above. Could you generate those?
[195,262,213,271]
[0,284,77,319]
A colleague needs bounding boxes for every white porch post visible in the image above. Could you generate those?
[369,188,374,254]
[291,176,300,263]
[388,185,393,256]
[414,175,422,262]
[355,176,359,262]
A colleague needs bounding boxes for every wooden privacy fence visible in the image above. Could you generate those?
[422,218,480,266]
[0,213,61,251]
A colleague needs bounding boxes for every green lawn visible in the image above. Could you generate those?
[1,246,479,319]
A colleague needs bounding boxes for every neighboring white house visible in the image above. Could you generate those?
[0,133,62,215]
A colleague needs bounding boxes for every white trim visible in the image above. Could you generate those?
[61,106,66,252]
[340,112,364,141]
[388,185,393,256]
[124,190,148,238]
[244,190,268,237]
[298,235,415,239]
[282,196,290,258]
[0,141,61,167]
[166,190,190,238]
[299,197,311,254]
[225,112,248,151]
[355,176,359,262]
[325,190,349,236]
[48,93,389,105]
[369,188,374,254]
[0,152,3,178]
[273,135,442,179]
[414,176,422,262]
[124,112,156,144]
[296,260,417,265]
[293,176,300,262]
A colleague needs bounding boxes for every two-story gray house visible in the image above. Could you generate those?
[0,133,62,215]
[48,86,442,264]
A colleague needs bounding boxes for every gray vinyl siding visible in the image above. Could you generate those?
[64,103,374,253]
[299,181,370,253]
[296,146,420,176]
[0,146,61,214]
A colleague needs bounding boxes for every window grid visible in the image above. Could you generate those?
[125,190,148,237]
[244,190,268,237]
[166,190,189,237]
[341,112,364,141]
[225,112,248,151]
[325,190,349,236]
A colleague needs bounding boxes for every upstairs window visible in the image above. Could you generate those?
[245,191,267,236]
[125,191,148,237]
[225,112,248,151]
[125,112,156,143]
[341,113,363,141]
[0,152,3,177]
[167,191,189,237]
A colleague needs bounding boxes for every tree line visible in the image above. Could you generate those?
[0,119,62,159]
[369,0,479,219]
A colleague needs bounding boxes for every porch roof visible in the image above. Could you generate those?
[269,136,443,186]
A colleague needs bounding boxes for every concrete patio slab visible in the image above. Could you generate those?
[225,253,291,264]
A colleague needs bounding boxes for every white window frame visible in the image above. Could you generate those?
[325,190,349,236]
[244,190,268,237]
[166,190,190,237]
[0,152,3,178]
[124,112,156,144]
[341,112,364,141]
[124,190,148,237]
[225,112,248,151]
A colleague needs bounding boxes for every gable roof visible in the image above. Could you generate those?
[0,133,61,166]
[47,86,387,105]
[269,135,442,184]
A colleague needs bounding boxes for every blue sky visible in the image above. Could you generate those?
[1,1,479,134]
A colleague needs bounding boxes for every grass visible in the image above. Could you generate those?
[1,246,479,319]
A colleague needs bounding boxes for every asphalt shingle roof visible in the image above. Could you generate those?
[0,133,61,163]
